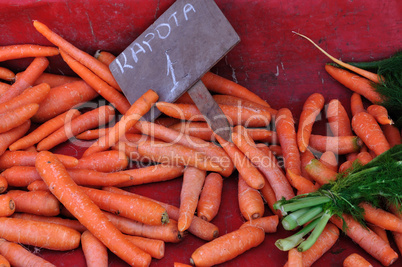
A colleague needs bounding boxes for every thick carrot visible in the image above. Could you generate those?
[352,111,390,156]
[238,175,265,221]
[35,151,152,266]
[71,150,128,172]
[36,105,115,151]
[367,104,393,125]
[190,226,265,266]
[10,109,81,151]
[30,72,81,87]
[178,167,206,232]
[381,124,401,147]
[0,57,49,104]
[305,158,338,185]
[124,235,165,259]
[0,103,39,134]
[240,215,279,233]
[32,80,98,122]
[83,89,158,156]
[197,172,223,222]
[359,202,402,233]
[27,180,49,192]
[104,212,184,243]
[0,67,14,82]
[297,93,325,152]
[0,166,40,187]
[308,134,363,154]
[201,71,270,107]
[0,177,6,194]
[369,224,389,244]
[0,44,59,62]
[5,189,60,217]
[0,195,15,217]
[331,214,398,266]
[286,169,319,195]
[81,230,108,267]
[12,213,86,233]
[325,64,383,104]
[343,253,373,267]
[351,92,366,116]
[356,151,373,166]
[94,50,116,65]
[59,50,130,115]
[33,21,120,90]
[288,248,303,267]
[0,238,55,267]
[327,99,353,136]
[0,120,31,155]
[0,82,10,95]
[0,254,9,267]
[319,151,338,172]
[213,94,278,116]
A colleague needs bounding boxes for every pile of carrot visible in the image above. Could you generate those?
[0,20,400,267]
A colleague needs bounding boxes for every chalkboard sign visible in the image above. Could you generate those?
[110,0,240,120]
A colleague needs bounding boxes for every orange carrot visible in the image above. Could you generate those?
[33,21,120,90]
[35,151,152,266]
[286,169,319,194]
[327,99,353,136]
[190,226,265,266]
[154,116,181,127]
[331,214,398,266]
[305,158,338,185]
[94,50,116,65]
[0,176,6,194]
[297,93,325,152]
[201,71,270,107]
[352,111,390,156]
[360,202,402,233]
[308,134,363,154]
[0,166,41,187]
[339,160,354,174]
[5,189,60,217]
[67,168,133,187]
[0,57,49,104]
[351,92,366,116]
[381,124,401,147]
[197,172,223,222]
[0,254,9,267]
[0,82,10,95]
[238,175,265,221]
[0,238,55,267]
[0,120,31,155]
[367,104,393,125]
[0,103,39,134]
[77,126,141,140]
[212,94,278,116]
[343,253,373,267]
[0,195,15,217]
[10,109,81,151]
[178,167,206,232]
[259,180,283,217]
[30,72,81,87]
[319,151,338,172]
[300,149,316,182]
[288,248,303,267]
[112,140,154,163]
[0,217,80,251]
[12,213,86,233]
[59,50,130,115]
[36,105,115,151]
[356,151,373,166]
[0,67,14,82]
[174,262,192,267]
[368,224,389,244]
[32,80,98,122]
[71,150,128,172]
[240,215,279,233]
[124,235,165,259]
[27,180,49,192]
[325,64,383,104]
[81,230,108,267]
[0,44,59,62]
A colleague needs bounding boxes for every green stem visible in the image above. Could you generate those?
[296,205,323,226]
[297,210,332,252]
[282,208,310,230]
[281,196,331,213]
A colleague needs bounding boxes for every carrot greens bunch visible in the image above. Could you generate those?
[274,144,402,252]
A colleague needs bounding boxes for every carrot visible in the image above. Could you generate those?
[259,180,283,217]
[124,235,165,259]
[287,248,303,267]
[275,108,301,176]
[5,189,60,217]
[367,104,393,125]
[305,158,338,185]
[104,212,184,243]
[75,127,110,140]
[71,150,128,172]
[359,202,402,233]
[32,80,98,122]
[201,71,270,107]
[35,151,152,266]
[297,93,325,152]
[0,82,10,95]
[113,140,154,163]
[368,224,389,244]
[0,103,39,134]
[352,111,391,156]
[308,134,363,154]
[66,168,132,187]
[240,215,279,233]
[0,166,40,187]
[0,57,49,104]
[197,172,223,222]
[0,67,14,82]
[0,150,78,170]
[10,109,81,151]
[0,120,31,155]
[83,89,158,156]
[0,44,59,62]
[327,98,353,136]
[286,169,319,195]
[12,213,86,233]
[0,238,55,267]
[343,253,373,267]
[356,151,373,166]
[59,50,130,115]
[33,21,120,90]
[79,186,169,226]
[174,262,192,267]
[0,195,15,217]
[94,50,116,66]
[381,124,401,147]
[0,254,9,267]
[331,214,398,266]
[29,72,81,87]
[351,92,366,116]
[213,94,278,116]
[81,230,108,267]
[0,177,6,195]
[190,226,265,266]
[36,105,115,151]
[325,64,383,104]
[27,180,49,191]
[300,149,316,182]
[238,175,265,221]
[319,151,338,172]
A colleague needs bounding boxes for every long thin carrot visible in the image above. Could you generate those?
[297,93,325,152]
[81,230,108,267]
[0,195,15,217]
[0,57,49,104]
[0,44,59,62]
[351,92,366,116]
[381,124,401,147]
[287,248,303,267]
[124,235,165,259]
[76,125,141,140]
[352,111,391,156]
[369,224,389,244]
[0,238,55,267]
[367,104,393,125]
[308,134,363,155]
[300,149,316,182]
[33,21,120,90]
[29,72,81,87]
[359,202,402,233]
[59,50,130,115]
[71,150,128,172]
[305,158,338,185]
[201,71,270,107]
[94,50,116,66]
[240,215,279,233]
[197,172,223,222]
[327,98,353,136]
[343,253,373,267]
[0,103,39,134]
[0,67,14,82]
[35,151,152,266]
[0,120,31,155]
[238,175,265,221]
[5,189,60,216]
[37,105,115,151]
[213,94,278,116]
[259,179,283,217]
[67,168,133,187]
[190,226,265,266]
[12,213,86,233]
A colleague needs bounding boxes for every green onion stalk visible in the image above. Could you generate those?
[274,144,402,252]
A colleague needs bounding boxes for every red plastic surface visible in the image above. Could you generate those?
[0,0,401,266]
